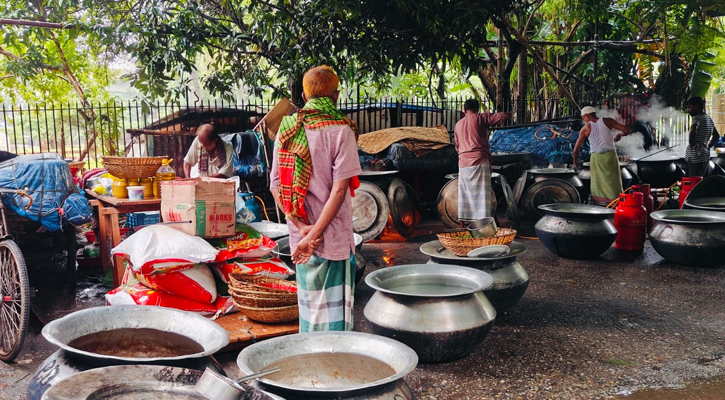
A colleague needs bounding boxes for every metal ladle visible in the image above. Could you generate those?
[195,367,281,400]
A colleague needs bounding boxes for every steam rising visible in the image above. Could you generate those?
[588,95,690,160]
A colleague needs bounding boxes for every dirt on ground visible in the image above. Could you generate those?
[2,219,725,400]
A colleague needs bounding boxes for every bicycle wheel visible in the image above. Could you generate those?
[0,239,29,362]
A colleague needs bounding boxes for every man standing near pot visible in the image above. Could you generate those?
[573,106,631,205]
[270,65,362,332]
[454,99,509,225]
[685,97,720,177]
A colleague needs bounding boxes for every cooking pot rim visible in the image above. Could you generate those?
[538,203,615,217]
[236,331,418,394]
[420,240,526,261]
[365,263,494,297]
[650,209,725,224]
[41,305,230,363]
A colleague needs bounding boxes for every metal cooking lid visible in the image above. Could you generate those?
[436,178,498,229]
[352,181,389,242]
[683,175,725,202]
[387,178,421,238]
[437,178,460,229]
[247,221,289,240]
[359,170,399,177]
[522,179,581,219]
[41,365,207,400]
[684,197,725,210]
[500,174,521,230]
[528,168,577,175]
[420,240,527,261]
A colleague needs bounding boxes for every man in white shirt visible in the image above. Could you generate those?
[183,124,234,178]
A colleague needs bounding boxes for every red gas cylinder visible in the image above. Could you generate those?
[614,192,647,251]
[679,176,703,208]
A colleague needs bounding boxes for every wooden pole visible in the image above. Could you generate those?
[0,18,74,29]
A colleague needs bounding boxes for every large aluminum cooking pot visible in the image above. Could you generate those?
[31,306,228,400]
[237,331,418,400]
[41,305,230,364]
[535,204,617,259]
[436,175,499,229]
[649,209,725,267]
[628,156,684,188]
[419,241,529,312]
[364,264,496,363]
[526,168,585,200]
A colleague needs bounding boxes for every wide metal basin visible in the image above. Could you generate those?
[41,306,230,364]
[237,331,418,399]
[649,210,725,267]
[365,263,493,297]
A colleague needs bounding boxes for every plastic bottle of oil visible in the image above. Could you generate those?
[154,158,176,198]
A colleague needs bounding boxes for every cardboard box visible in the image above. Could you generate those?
[160,178,236,238]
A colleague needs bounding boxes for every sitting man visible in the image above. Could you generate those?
[183,123,234,178]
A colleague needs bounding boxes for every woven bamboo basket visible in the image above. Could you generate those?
[437,228,517,257]
[233,301,299,323]
[229,273,298,294]
[229,286,297,308]
[102,156,167,179]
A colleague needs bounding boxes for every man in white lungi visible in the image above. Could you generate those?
[454,99,509,225]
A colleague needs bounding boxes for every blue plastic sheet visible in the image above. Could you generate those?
[224,131,267,178]
[490,124,590,167]
[0,153,92,231]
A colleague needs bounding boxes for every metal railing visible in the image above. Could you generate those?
[0,93,691,164]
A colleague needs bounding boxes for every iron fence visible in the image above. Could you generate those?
[0,93,692,165]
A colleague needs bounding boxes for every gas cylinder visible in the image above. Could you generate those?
[679,176,703,208]
[632,184,655,232]
[614,192,647,251]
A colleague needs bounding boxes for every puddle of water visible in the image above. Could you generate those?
[613,375,725,400]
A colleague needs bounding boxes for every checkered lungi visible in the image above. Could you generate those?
[590,150,623,206]
[458,162,492,222]
[295,252,356,332]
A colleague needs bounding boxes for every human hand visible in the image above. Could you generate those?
[292,236,314,264]
[614,133,623,142]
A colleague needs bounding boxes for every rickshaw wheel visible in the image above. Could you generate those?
[0,239,29,362]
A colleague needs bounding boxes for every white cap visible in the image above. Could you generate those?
[580,106,596,116]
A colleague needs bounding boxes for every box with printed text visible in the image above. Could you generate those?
[160,178,236,238]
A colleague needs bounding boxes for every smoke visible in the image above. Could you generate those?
[588,95,690,160]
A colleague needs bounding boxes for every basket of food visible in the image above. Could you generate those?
[102,156,167,179]
[437,228,517,257]
[232,303,299,323]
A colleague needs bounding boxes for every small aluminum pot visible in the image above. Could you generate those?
[468,217,498,238]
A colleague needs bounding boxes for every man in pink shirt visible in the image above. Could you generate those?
[454,99,509,224]
[270,65,362,332]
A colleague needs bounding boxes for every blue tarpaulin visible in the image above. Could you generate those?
[0,153,92,231]
[490,124,590,167]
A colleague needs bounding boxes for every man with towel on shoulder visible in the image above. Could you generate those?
[454,99,509,225]
[270,65,362,332]
[573,106,631,205]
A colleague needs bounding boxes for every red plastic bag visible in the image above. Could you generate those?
[211,256,294,283]
[136,263,218,303]
[206,225,277,262]
[105,283,228,316]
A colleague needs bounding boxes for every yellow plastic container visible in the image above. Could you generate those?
[127,178,140,187]
[111,178,128,199]
[154,158,176,198]
[140,178,154,198]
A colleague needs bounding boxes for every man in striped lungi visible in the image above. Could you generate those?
[270,65,362,332]
[685,97,720,177]
[454,99,509,225]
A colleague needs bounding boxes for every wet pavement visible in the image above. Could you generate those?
[2,218,725,399]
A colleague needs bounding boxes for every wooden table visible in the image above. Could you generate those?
[85,189,162,287]
[214,313,298,351]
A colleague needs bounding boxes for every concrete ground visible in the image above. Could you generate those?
[2,217,725,399]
